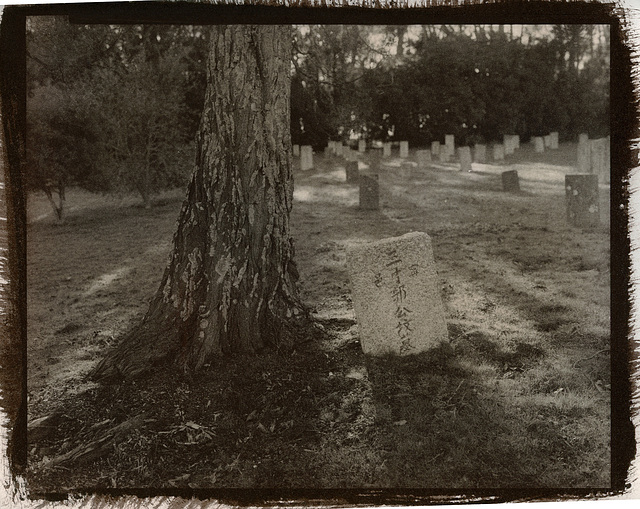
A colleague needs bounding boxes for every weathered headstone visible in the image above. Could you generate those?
[503,135,515,155]
[416,149,431,167]
[501,170,520,192]
[300,145,313,171]
[324,145,332,157]
[458,146,472,172]
[565,174,599,227]
[534,137,545,153]
[493,143,505,161]
[590,138,609,184]
[345,160,359,183]
[358,139,366,153]
[578,133,589,145]
[445,134,455,156]
[514,134,520,149]
[431,141,441,156]
[439,149,450,163]
[399,141,409,158]
[293,144,300,157]
[544,134,552,148]
[346,231,449,356]
[335,143,343,157]
[473,144,486,163]
[577,136,590,172]
[383,142,392,158]
[359,173,379,210]
[550,131,559,149]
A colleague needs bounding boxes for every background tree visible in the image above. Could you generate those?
[92,25,308,380]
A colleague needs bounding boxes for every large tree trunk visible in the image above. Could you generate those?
[92,25,307,380]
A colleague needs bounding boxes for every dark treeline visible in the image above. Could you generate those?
[292,24,610,149]
[27,22,609,217]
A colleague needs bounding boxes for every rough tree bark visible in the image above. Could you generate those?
[92,25,307,380]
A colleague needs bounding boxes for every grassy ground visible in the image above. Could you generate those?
[26,141,610,492]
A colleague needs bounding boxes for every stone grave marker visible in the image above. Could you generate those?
[458,146,472,171]
[577,139,590,172]
[358,139,366,153]
[493,143,505,161]
[300,145,313,171]
[590,138,609,184]
[439,149,450,163]
[383,142,392,157]
[503,135,515,155]
[565,174,599,227]
[335,143,343,157]
[416,149,431,167]
[550,131,559,149]
[445,134,455,156]
[473,144,486,163]
[501,170,520,192]
[431,141,441,156]
[346,231,449,356]
[399,141,409,158]
[346,161,359,183]
[534,137,545,153]
[293,144,300,157]
[359,172,379,210]
[544,134,552,148]
[324,145,332,157]
[514,134,520,149]
[579,133,589,145]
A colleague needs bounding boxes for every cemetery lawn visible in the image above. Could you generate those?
[26,142,610,493]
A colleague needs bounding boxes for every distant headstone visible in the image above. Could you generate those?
[503,135,515,155]
[458,146,472,171]
[493,143,505,161]
[346,161,359,183]
[431,141,441,156]
[300,145,313,171]
[346,232,449,356]
[590,138,609,184]
[324,145,332,157]
[577,137,590,172]
[578,133,589,145]
[383,142,392,157]
[550,132,559,149]
[501,170,520,192]
[293,144,300,157]
[358,139,366,153]
[565,174,599,227]
[399,141,409,158]
[445,134,455,156]
[544,134,552,148]
[474,144,486,163]
[514,135,520,149]
[359,173,379,210]
[534,137,545,153]
[439,149,450,163]
[416,149,431,167]
[335,143,343,157]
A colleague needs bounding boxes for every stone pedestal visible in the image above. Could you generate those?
[416,149,431,167]
[399,141,409,158]
[550,132,559,149]
[431,141,440,156]
[300,145,313,171]
[358,139,366,153]
[383,142,392,158]
[534,137,544,153]
[501,170,520,192]
[493,143,505,161]
[458,146,472,172]
[565,174,599,227]
[346,232,448,356]
[346,161,359,183]
[473,144,486,163]
[293,144,300,157]
[359,173,379,210]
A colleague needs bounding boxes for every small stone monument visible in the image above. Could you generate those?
[383,142,392,157]
[293,144,300,157]
[458,146,472,171]
[501,170,520,192]
[579,133,589,145]
[474,144,486,163]
[300,145,313,171]
[550,132,559,149]
[544,134,552,148]
[335,143,343,157]
[445,134,455,156]
[514,134,520,149]
[358,139,366,153]
[439,149,450,163]
[416,149,431,167]
[359,173,379,210]
[503,135,515,155]
[590,138,609,184]
[431,141,441,156]
[346,231,449,356]
[577,136,590,172]
[493,143,505,161]
[346,161,359,183]
[399,141,409,158]
[565,174,599,227]
[534,137,545,153]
